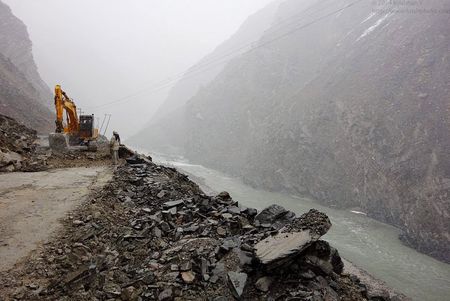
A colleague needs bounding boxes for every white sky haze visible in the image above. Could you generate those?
[4,0,274,136]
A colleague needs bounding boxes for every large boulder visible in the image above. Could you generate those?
[286,209,332,236]
[303,240,344,275]
[255,230,317,268]
[253,208,333,269]
[254,204,295,229]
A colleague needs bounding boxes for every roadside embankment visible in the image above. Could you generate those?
[0,153,407,300]
[0,167,112,272]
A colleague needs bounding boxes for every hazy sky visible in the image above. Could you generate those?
[4,0,274,137]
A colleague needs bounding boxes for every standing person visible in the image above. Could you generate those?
[110,131,120,165]
[113,131,121,145]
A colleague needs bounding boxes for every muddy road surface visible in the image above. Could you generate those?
[0,167,112,271]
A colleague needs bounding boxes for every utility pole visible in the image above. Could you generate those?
[99,114,107,133]
[103,114,112,136]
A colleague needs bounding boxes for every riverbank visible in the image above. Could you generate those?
[0,152,406,300]
[158,165,408,300]
[150,153,450,301]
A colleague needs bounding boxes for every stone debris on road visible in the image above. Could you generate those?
[0,114,46,172]
[0,152,405,300]
[0,114,115,172]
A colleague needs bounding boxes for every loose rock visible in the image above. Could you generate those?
[255,276,273,292]
[228,271,248,299]
[181,271,196,284]
[0,150,404,301]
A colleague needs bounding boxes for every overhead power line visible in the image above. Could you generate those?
[88,0,364,109]
[174,0,339,73]
[86,1,339,111]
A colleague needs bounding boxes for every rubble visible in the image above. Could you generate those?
[254,204,295,229]
[46,149,111,169]
[254,230,316,267]
[0,114,47,172]
[255,276,272,292]
[228,271,247,299]
[0,114,114,172]
[0,152,406,300]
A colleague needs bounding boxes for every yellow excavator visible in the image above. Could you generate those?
[50,85,99,151]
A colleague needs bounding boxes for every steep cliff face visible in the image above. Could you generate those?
[179,0,450,261]
[129,0,282,152]
[0,53,52,133]
[0,1,52,133]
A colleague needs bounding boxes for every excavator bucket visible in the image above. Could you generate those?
[49,133,69,153]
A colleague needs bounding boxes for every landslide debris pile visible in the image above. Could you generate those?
[0,113,113,171]
[0,114,45,172]
[46,148,111,169]
[1,158,394,301]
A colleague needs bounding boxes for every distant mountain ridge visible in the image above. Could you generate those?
[128,0,282,151]
[134,0,450,263]
[0,0,52,133]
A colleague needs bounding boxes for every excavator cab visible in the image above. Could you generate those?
[78,115,99,151]
[79,115,94,139]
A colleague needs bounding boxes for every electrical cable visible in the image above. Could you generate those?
[87,0,364,109]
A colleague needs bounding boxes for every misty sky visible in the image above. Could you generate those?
[4,0,274,137]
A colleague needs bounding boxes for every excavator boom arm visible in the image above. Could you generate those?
[54,85,79,134]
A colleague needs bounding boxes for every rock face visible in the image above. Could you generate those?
[0,0,52,107]
[0,156,407,300]
[0,0,53,133]
[136,0,450,262]
[127,0,282,153]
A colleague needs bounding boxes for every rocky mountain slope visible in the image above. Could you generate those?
[0,0,53,133]
[128,0,282,153]
[135,0,450,263]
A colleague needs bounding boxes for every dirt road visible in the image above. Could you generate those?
[0,167,112,271]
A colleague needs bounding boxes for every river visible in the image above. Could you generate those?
[148,153,450,301]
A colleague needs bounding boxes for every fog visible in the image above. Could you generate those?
[1,1,450,299]
[4,0,273,137]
